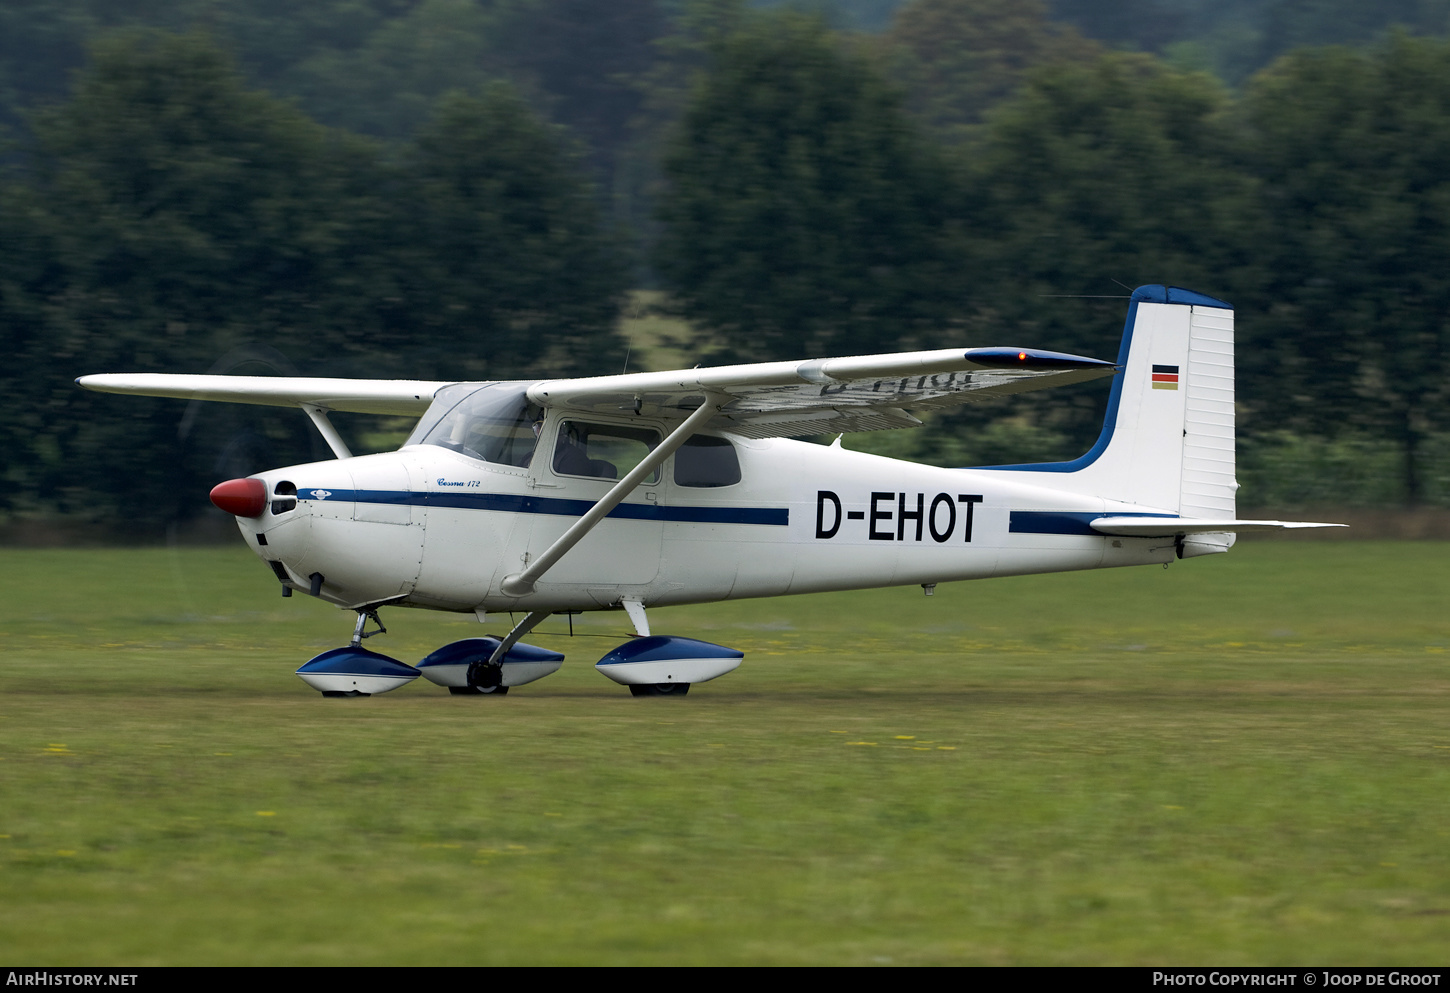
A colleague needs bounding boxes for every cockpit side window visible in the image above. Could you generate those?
[553,421,661,482]
[408,384,542,467]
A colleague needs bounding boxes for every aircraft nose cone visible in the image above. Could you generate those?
[210,477,267,518]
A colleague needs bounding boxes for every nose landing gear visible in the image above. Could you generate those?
[295,604,417,697]
[350,607,387,646]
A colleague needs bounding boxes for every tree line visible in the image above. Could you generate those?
[0,31,625,530]
[662,12,1450,509]
[3,2,1450,535]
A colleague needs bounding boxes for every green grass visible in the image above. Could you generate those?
[1,541,1448,964]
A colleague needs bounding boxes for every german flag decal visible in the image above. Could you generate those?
[1151,364,1180,390]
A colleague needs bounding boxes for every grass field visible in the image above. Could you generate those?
[1,541,1447,965]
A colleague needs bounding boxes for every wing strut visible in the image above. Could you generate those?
[499,397,725,597]
[302,404,353,460]
[485,610,553,666]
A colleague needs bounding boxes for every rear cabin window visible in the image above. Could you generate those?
[674,435,741,487]
[553,421,660,482]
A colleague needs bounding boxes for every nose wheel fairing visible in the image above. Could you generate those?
[295,647,421,697]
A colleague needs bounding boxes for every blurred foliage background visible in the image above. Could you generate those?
[4,0,1450,537]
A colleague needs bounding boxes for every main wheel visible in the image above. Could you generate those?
[449,685,509,696]
[629,682,690,697]
[465,659,506,693]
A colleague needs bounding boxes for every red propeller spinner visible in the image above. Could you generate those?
[210,478,267,518]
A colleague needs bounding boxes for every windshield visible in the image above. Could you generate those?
[406,383,542,468]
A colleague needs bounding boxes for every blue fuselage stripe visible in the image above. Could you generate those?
[1009,511,1178,535]
[299,489,788,526]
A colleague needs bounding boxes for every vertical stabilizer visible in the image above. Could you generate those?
[977,285,1236,516]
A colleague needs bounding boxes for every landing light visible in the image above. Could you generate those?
[210,477,267,518]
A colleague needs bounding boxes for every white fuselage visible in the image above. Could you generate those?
[240,424,1176,616]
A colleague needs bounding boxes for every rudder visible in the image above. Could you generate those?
[1179,299,1235,519]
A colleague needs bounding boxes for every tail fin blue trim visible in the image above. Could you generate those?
[967,285,1231,473]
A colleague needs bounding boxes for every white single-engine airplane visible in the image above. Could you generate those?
[79,285,1339,697]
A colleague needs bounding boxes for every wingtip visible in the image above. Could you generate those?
[963,347,1115,370]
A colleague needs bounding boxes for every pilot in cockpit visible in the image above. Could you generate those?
[553,423,617,479]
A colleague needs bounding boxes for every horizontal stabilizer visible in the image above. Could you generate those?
[1090,517,1347,537]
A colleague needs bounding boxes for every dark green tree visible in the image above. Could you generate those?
[0,1,423,140]
[392,84,628,380]
[1045,0,1188,56]
[882,0,1100,142]
[655,12,958,361]
[755,0,906,32]
[504,0,668,184]
[959,54,1248,351]
[1047,0,1450,85]
[0,172,61,516]
[7,31,375,530]
[273,0,514,140]
[911,53,1251,459]
[29,31,382,363]
[1235,36,1450,504]
[1,31,627,533]
[0,0,91,128]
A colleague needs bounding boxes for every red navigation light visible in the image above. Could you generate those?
[210,478,268,518]
[1018,351,1028,361]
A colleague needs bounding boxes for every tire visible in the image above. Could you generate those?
[450,685,509,696]
[466,660,505,692]
[629,682,690,697]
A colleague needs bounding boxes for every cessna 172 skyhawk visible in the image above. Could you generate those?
[78,285,1338,698]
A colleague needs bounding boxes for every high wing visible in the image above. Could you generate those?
[75,374,448,416]
[77,345,1115,439]
[529,346,1116,438]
